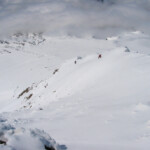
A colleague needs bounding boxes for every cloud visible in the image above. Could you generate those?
[0,0,150,38]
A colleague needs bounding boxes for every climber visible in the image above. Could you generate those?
[98,54,102,59]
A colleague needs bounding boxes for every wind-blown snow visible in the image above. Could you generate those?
[0,123,66,150]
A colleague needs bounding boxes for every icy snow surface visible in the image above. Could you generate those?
[0,31,150,150]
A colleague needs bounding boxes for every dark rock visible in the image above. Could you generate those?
[45,145,55,150]
[125,46,130,52]
[18,87,32,98]
[53,69,59,75]
[0,140,6,145]
[26,94,33,100]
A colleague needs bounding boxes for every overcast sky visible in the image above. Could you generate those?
[0,0,150,38]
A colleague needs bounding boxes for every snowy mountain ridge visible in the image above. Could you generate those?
[0,0,150,149]
[0,31,150,150]
[0,33,46,55]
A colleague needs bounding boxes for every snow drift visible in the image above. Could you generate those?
[0,122,66,150]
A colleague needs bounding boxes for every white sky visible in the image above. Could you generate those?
[0,0,150,38]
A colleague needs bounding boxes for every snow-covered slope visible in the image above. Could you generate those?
[0,31,150,150]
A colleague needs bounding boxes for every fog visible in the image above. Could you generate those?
[0,0,150,38]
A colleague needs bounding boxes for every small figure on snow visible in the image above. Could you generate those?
[74,56,82,64]
[98,54,102,59]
